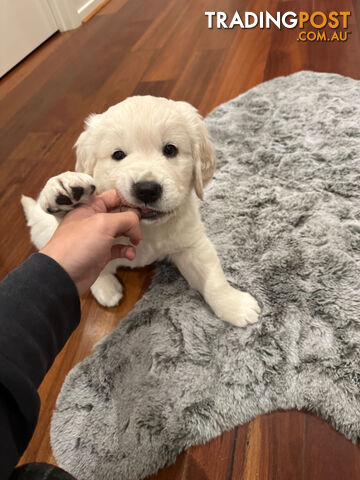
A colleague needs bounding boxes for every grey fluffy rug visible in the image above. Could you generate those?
[51,71,360,480]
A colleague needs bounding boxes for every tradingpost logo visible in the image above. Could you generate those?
[204,11,351,42]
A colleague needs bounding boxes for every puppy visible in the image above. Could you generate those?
[22,96,260,327]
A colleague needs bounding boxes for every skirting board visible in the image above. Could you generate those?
[82,0,110,23]
[48,0,107,31]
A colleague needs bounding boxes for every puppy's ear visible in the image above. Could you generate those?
[176,101,216,200]
[193,117,216,200]
[74,114,101,174]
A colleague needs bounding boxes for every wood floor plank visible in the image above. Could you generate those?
[236,411,306,480]
[141,3,203,83]
[131,0,185,52]
[303,413,360,480]
[133,80,176,98]
[0,32,68,102]
[98,0,128,15]
[170,49,225,108]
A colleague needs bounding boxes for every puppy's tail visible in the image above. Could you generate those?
[21,195,37,219]
[21,195,58,250]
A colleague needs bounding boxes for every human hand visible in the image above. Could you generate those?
[40,189,143,295]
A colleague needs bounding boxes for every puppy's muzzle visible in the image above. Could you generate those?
[132,181,163,204]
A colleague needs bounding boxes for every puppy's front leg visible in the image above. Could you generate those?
[170,236,260,327]
[38,171,96,217]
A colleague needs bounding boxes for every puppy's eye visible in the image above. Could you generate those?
[163,144,178,158]
[112,150,127,161]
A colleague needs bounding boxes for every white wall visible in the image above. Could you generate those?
[1,0,106,76]
[48,0,105,31]
[0,0,57,76]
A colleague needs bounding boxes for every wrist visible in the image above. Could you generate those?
[39,248,81,294]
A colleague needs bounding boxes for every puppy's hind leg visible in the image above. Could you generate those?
[91,260,124,307]
[21,195,58,250]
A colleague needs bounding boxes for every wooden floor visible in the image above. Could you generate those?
[1,0,360,478]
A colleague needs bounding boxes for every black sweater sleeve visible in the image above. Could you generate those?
[0,253,81,478]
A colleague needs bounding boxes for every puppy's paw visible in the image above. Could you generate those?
[213,288,261,328]
[38,171,96,217]
[91,274,123,307]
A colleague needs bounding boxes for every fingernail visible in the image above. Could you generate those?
[122,246,135,260]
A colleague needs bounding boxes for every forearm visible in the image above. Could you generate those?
[0,253,81,478]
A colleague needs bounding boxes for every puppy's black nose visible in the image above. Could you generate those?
[132,181,163,204]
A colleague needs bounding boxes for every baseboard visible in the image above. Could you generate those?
[48,0,108,31]
[78,0,108,21]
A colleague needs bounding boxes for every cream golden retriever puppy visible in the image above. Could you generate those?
[22,96,260,327]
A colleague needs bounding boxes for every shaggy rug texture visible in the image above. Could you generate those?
[51,71,360,480]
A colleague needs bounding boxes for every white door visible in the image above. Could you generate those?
[0,0,58,77]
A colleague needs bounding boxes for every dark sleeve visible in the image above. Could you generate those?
[0,253,81,478]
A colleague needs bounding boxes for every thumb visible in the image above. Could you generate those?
[110,244,136,261]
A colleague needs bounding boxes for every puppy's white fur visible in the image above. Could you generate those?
[22,96,260,327]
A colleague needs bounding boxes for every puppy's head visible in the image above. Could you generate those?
[75,96,215,223]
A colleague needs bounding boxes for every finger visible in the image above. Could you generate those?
[110,244,136,261]
[119,206,140,217]
[99,211,143,244]
[91,189,123,213]
[61,193,141,226]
